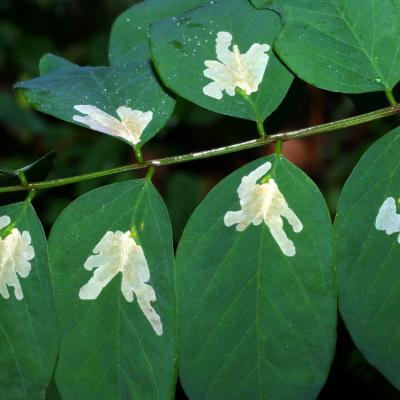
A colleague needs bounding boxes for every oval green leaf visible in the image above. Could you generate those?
[109,0,209,65]
[176,155,336,399]
[335,127,400,388]
[150,0,293,122]
[15,62,175,146]
[0,202,59,400]
[48,180,177,400]
[252,0,400,94]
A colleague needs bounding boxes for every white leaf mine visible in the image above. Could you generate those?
[203,31,270,100]
[79,230,163,336]
[0,215,35,300]
[73,105,153,146]
[224,162,303,257]
[375,197,400,243]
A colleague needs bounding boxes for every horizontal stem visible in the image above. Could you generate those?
[1,104,400,194]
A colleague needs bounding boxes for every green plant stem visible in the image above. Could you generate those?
[256,120,266,138]
[145,165,156,181]
[1,104,400,194]
[385,89,398,106]
[17,170,28,186]
[133,145,144,164]
[237,89,265,138]
[275,139,283,155]
[25,190,36,203]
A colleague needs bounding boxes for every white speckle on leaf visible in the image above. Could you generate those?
[224,162,303,257]
[73,105,153,146]
[203,31,270,100]
[79,230,163,336]
[375,197,400,243]
[0,215,35,300]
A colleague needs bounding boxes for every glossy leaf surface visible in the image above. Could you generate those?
[176,156,336,399]
[49,180,177,400]
[251,0,400,93]
[0,202,58,400]
[109,0,208,65]
[15,62,175,146]
[150,0,293,121]
[336,128,400,389]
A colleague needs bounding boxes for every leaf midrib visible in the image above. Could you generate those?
[114,183,161,400]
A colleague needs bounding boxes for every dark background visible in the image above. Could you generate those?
[1,0,400,398]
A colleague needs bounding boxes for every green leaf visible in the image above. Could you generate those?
[48,180,177,400]
[251,0,400,93]
[150,0,293,122]
[0,202,59,400]
[14,62,175,146]
[335,127,400,389]
[176,156,336,399]
[39,53,78,76]
[109,0,209,65]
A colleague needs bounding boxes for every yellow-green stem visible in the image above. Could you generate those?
[256,120,266,138]
[275,139,283,155]
[145,166,156,181]
[386,89,398,106]
[18,171,28,186]
[134,145,144,164]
